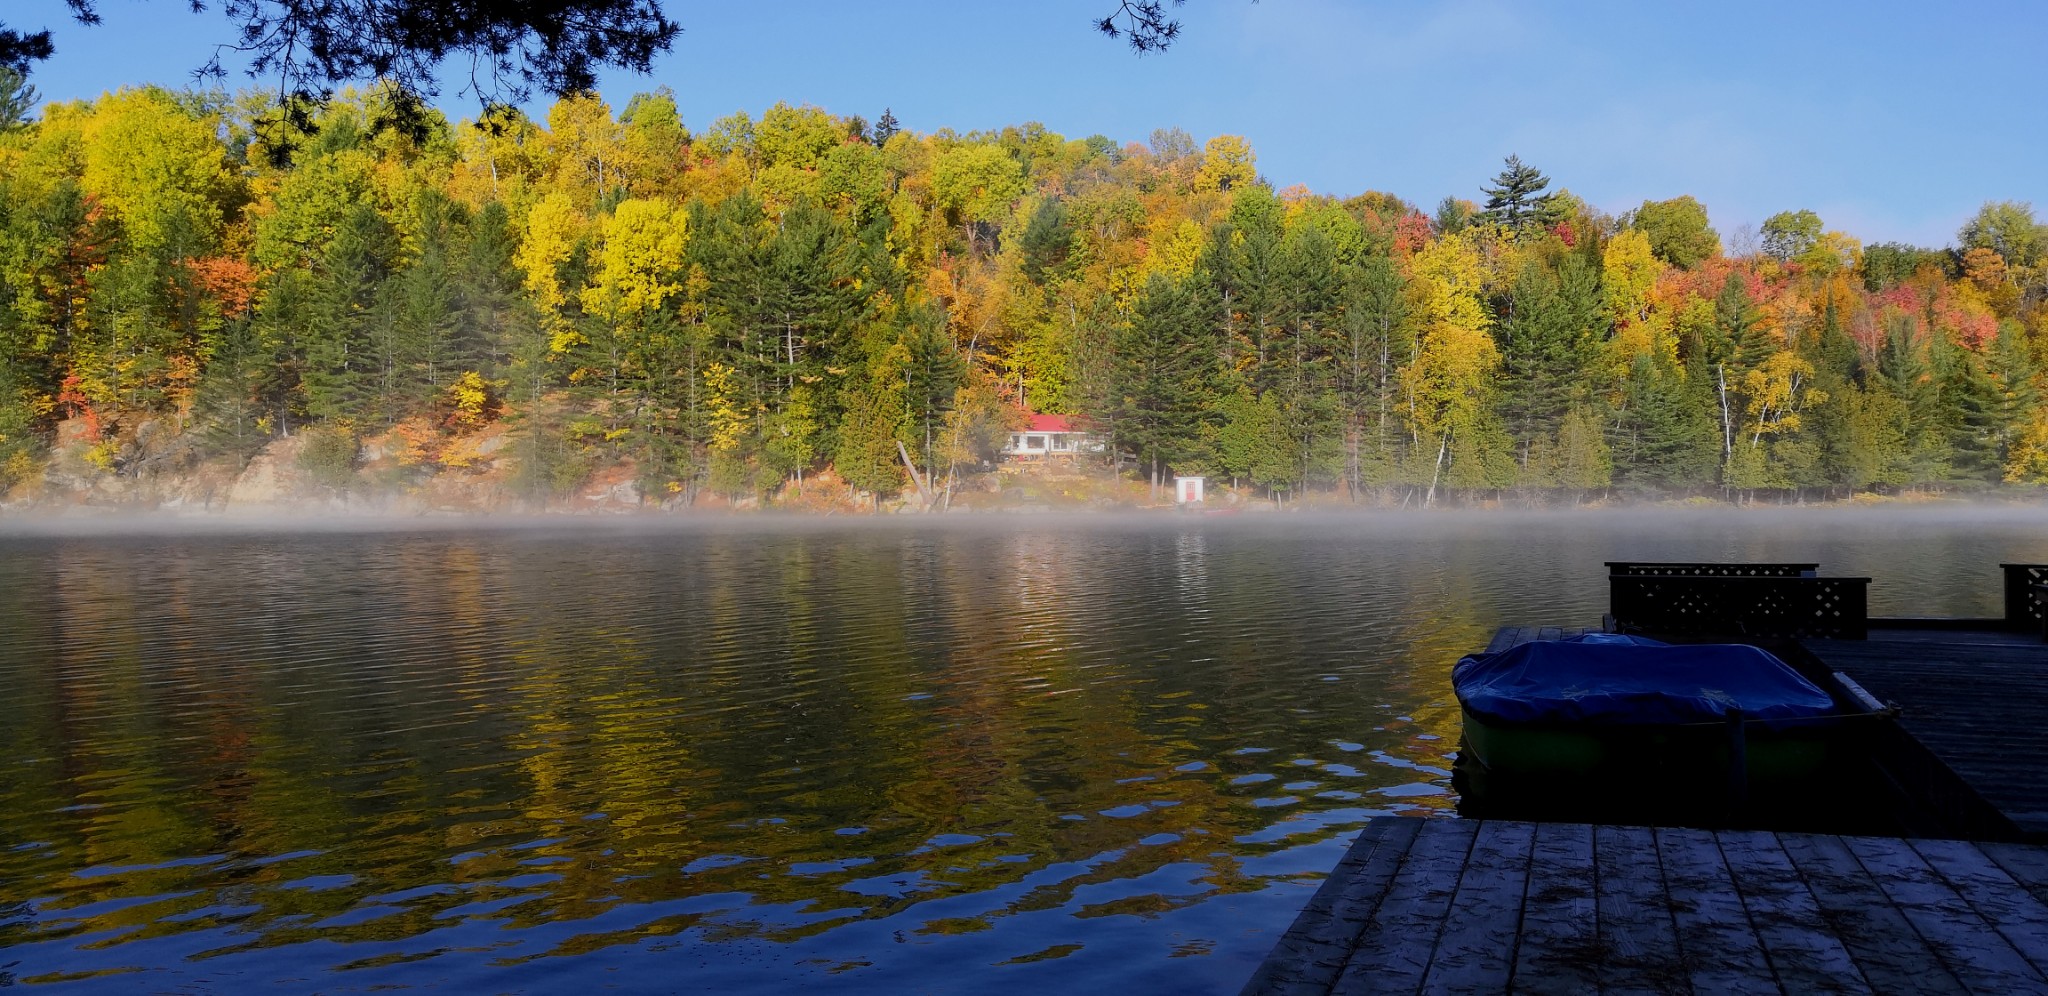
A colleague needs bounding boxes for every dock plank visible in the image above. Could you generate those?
[1510,822,1599,995]
[1240,817,1424,996]
[1776,833,1965,994]
[1983,842,2048,908]
[1245,818,2048,995]
[1714,829,1870,994]
[1417,820,1533,995]
[1483,627,1521,654]
[1912,837,2048,979]
[1804,637,2048,840]
[1654,826,1778,995]
[1331,819,1477,995]
[1846,835,2047,991]
[1592,824,1685,995]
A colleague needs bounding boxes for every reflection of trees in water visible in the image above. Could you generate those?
[1,528,1517,971]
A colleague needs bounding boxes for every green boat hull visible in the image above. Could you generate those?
[1459,706,1837,785]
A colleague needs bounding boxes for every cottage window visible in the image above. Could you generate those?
[1051,435,1069,450]
[1025,435,1046,449]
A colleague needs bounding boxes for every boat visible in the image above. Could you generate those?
[1451,633,1889,821]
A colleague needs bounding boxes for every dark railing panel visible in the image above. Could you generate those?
[1606,561,1819,578]
[2001,564,2048,629]
[2034,583,2048,643]
[1610,575,1870,639]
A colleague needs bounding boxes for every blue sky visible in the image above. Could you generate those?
[13,0,2044,248]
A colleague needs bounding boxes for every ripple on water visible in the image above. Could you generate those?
[2,513,2033,991]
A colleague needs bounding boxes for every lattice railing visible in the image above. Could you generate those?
[1610,575,1870,639]
[1606,561,1818,578]
[2001,564,2048,630]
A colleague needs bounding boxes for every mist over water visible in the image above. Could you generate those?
[2,507,2043,991]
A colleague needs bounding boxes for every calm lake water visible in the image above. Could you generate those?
[3,507,2044,993]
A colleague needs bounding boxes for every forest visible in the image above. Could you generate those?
[2,72,2046,508]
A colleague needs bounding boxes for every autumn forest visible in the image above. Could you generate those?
[2,75,2046,508]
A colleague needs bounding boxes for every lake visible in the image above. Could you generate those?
[3,507,2044,992]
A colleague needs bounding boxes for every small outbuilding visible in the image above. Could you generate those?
[1174,475,1205,504]
[1002,413,1102,459]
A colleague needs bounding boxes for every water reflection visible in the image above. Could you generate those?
[1,509,2043,991]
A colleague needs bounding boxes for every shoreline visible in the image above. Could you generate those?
[4,496,2047,538]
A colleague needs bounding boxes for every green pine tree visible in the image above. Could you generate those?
[1479,154,1559,230]
[1109,273,1219,499]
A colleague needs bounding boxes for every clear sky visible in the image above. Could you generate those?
[12,0,2043,248]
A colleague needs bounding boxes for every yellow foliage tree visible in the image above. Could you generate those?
[1193,135,1256,193]
[1143,218,1207,282]
[2004,411,2048,484]
[515,191,586,349]
[1740,350,1825,445]
[1601,229,1674,373]
[1400,232,1499,454]
[80,88,233,257]
[582,198,687,320]
[544,92,625,200]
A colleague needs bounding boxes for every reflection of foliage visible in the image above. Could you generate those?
[0,529,1477,976]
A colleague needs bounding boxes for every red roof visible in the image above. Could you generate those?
[1026,413,1075,433]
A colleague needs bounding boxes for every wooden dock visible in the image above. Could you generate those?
[1805,629,2048,841]
[1246,620,2048,993]
[1242,816,2048,995]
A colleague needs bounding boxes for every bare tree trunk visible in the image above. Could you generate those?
[1425,432,1449,507]
[897,440,933,510]
[1716,363,1734,459]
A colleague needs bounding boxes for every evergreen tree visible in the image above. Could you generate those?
[301,203,398,422]
[1336,256,1409,496]
[898,303,965,477]
[1211,386,1291,498]
[1109,274,1218,498]
[1496,255,1599,460]
[1434,196,1475,236]
[191,316,270,460]
[389,223,458,415]
[689,191,777,464]
[0,68,34,133]
[1876,312,1944,484]
[1932,333,2003,484]
[1479,154,1559,230]
[835,384,900,500]
[871,108,900,146]
[1832,384,1910,492]
[1270,223,1345,491]
[1718,272,1769,369]
[767,199,865,394]
[1017,198,1075,284]
[1613,355,1717,493]
[1223,187,1286,389]
[455,201,525,375]
[1988,320,2041,447]
[1552,405,1613,496]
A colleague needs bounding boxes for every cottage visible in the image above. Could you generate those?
[1002,413,1102,459]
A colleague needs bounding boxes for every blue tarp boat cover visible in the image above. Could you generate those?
[1453,633,1837,727]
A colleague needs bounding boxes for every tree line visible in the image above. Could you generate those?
[1,73,2045,506]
